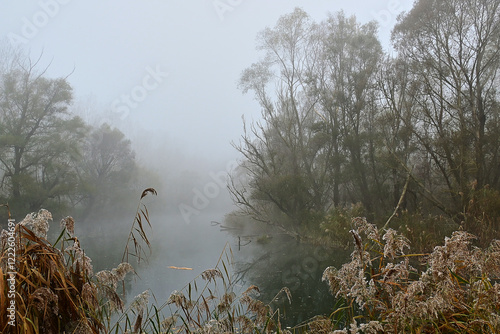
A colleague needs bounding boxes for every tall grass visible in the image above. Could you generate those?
[0,190,293,333]
[0,188,156,333]
[321,217,500,333]
[0,210,106,333]
[108,241,294,333]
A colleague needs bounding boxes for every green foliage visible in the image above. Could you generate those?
[390,0,500,212]
[0,56,146,222]
[0,63,87,215]
[317,203,366,249]
[75,123,137,222]
[388,211,458,254]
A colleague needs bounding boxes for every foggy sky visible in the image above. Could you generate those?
[0,0,413,169]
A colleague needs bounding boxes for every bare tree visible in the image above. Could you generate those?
[392,0,500,212]
[231,8,330,234]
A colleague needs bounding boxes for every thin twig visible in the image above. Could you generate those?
[382,169,411,231]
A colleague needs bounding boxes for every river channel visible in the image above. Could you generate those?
[78,209,351,328]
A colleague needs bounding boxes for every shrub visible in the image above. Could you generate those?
[463,184,500,247]
[0,188,156,334]
[389,211,458,254]
[317,203,366,249]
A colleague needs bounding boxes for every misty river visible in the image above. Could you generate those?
[78,210,351,327]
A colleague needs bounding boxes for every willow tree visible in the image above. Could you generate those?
[231,8,330,235]
[231,9,387,233]
[312,12,384,214]
[75,123,136,220]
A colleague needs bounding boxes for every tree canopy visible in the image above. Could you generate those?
[231,2,500,242]
[0,56,140,221]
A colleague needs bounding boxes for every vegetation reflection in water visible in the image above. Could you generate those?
[217,215,351,328]
[2,0,500,332]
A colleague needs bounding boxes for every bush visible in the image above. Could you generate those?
[463,185,500,247]
[316,203,366,249]
[389,211,458,254]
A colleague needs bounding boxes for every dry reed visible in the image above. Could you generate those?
[322,217,500,333]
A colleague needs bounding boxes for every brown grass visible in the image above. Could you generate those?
[0,188,156,333]
[0,213,104,333]
[322,217,500,333]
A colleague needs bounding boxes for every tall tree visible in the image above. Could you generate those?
[231,9,387,233]
[312,12,384,214]
[0,60,86,215]
[75,123,136,220]
[231,8,330,234]
[392,0,500,212]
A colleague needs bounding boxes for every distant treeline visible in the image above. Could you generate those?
[0,53,149,222]
[230,1,500,243]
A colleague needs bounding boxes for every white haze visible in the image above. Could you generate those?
[0,1,412,170]
[0,0,415,317]
[0,0,414,247]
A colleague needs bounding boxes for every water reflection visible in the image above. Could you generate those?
[224,220,351,327]
[77,211,352,327]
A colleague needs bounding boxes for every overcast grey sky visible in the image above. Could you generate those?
[0,0,413,168]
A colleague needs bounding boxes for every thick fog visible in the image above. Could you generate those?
[0,0,412,169]
[0,0,415,329]
[5,1,500,332]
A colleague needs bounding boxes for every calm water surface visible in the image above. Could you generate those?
[79,210,350,327]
